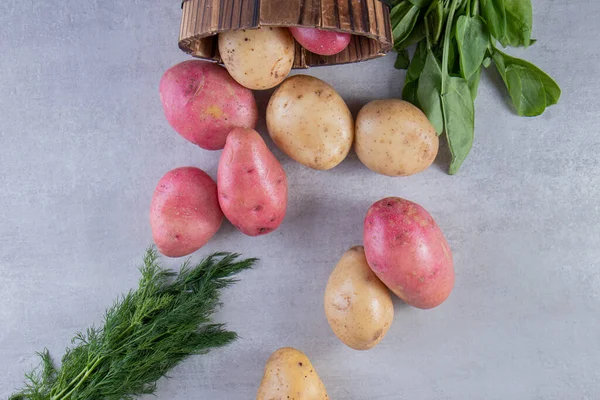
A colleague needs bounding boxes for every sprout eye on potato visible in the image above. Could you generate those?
[219,27,295,90]
[355,99,439,176]
[266,74,354,170]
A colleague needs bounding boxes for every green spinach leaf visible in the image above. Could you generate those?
[402,41,428,105]
[480,0,507,45]
[408,0,434,8]
[505,64,546,116]
[442,76,475,174]
[417,50,444,134]
[391,2,421,45]
[467,67,482,100]
[455,15,490,79]
[425,0,444,44]
[395,49,411,69]
[395,21,426,50]
[504,0,532,47]
[493,49,561,109]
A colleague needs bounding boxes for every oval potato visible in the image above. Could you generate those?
[364,197,454,309]
[324,246,394,350]
[159,60,258,150]
[218,128,288,236]
[288,27,351,56]
[150,167,223,257]
[257,347,329,400]
[355,99,439,176]
[218,27,294,90]
[267,75,354,170]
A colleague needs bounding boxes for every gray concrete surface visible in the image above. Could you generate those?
[1,0,598,398]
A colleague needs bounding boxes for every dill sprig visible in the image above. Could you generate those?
[10,248,256,400]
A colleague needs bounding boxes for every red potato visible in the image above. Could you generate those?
[363,197,454,309]
[159,60,258,150]
[218,128,287,236]
[150,167,223,257]
[288,27,351,56]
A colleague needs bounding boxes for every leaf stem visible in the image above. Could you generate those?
[441,0,460,93]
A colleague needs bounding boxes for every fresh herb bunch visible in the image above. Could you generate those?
[388,0,561,174]
[10,248,257,400]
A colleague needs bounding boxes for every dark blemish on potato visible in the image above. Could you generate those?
[270,217,276,222]
[258,227,270,234]
[298,362,303,366]
[247,168,255,173]
[315,90,322,96]
[253,205,263,212]
[174,234,180,240]
[372,328,383,341]
[269,27,273,30]
[244,37,249,41]
[297,94,303,99]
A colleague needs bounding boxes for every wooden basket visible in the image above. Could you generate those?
[179,0,393,68]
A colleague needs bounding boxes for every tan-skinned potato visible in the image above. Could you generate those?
[257,347,329,400]
[267,75,354,170]
[219,27,294,90]
[355,99,439,176]
[324,246,394,350]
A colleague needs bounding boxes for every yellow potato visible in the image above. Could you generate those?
[266,75,354,170]
[355,99,439,176]
[324,246,394,350]
[218,27,294,90]
[256,347,329,400]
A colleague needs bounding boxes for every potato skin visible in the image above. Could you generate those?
[257,347,329,400]
[159,60,258,150]
[355,99,439,176]
[324,246,394,350]
[218,27,294,90]
[150,167,223,257]
[363,197,454,309]
[217,128,288,236]
[288,27,351,56]
[266,75,354,170]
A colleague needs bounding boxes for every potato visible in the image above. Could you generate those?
[355,99,439,176]
[150,167,223,257]
[288,27,351,56]
[364,197,454,309]
[159,60,258,150]
[257,347,329,400]
[218,27,294,90]
[218,128,287,236]
[324,246,394,350]
[266,75,354,170]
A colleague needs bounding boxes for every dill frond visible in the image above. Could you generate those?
[10,247,256,400]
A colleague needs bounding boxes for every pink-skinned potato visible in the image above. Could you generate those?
[288,27,351,56]
[159,60,258,150]
[218,128,287,236]
[150,167,223,257]
[363,197,454,309]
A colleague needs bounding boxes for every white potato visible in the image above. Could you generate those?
[355,99,439,176]
[324,246,394,350]
[218,27,294,90]
[266,75,354,170]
